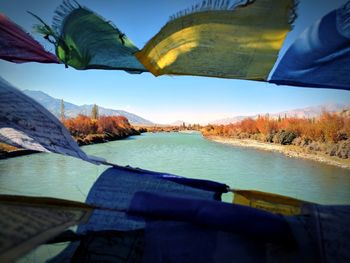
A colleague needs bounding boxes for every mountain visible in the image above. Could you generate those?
[211,104,350,125]
[272,104,349,119]
[22,90,153,125]
[210,116,247,125]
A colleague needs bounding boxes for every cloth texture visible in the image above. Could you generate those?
[270,1,350,90]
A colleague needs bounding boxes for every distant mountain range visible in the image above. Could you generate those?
[23,90,153,125]
[22,89,349,126]
[210,104,350,125]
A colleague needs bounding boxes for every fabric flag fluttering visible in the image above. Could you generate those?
[0,77,103,164]
[129,191,294,244]
[0,195,93,262]
[77,166,220,233]
[270,1,350,90]
[30,0,295,80]
[1,166,348,262]
[3,0,350,91]
[0,166,226,262]
[136,0,295,80]
[232,189,310,215]
[128,191,297,263]
[47,166,222,262]
[31,1,147,73]
[0,13,59,64]
[114,165,229,200]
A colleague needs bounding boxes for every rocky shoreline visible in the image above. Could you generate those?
[206,135,350,170]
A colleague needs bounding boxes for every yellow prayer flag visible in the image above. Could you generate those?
[232,189,309,215]
[137,0,295,80]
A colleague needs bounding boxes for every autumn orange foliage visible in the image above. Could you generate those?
[63,114,133,137]
[203,111,350,144]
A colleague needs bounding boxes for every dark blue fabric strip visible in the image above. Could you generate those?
[129,191,295,244]
[270,2,350,91]
[113,165,229,196]
[79,167,216,233]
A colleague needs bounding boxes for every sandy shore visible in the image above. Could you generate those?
[206,136,350,170]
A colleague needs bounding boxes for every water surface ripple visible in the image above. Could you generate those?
[0,132,349,204]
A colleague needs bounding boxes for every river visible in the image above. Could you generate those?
[0,132,349,204]
[1,132,350,262]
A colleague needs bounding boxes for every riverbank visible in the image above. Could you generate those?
[206,135,350,170]
[0,143,36,159]
[75,130,140,146]
[0,131,141,159]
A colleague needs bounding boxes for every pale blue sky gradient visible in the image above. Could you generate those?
[0,0,349,124]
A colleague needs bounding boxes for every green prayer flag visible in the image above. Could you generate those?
[32,1,147,72]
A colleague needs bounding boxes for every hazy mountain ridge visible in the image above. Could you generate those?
[22,90,153,125]
[22,90,349,126]
[211,104,350,125]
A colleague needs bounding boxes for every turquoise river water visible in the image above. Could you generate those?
[1,132,350,262]
[1,132,349,204]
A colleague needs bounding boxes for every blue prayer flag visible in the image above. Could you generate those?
[270,1,350,90]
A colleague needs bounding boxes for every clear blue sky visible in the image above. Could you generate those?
[0,0,349,124]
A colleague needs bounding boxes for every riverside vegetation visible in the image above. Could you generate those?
[0,114,143,158]
[63,115,141,145]
[1,107,350,168]
[201,111,350,166]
